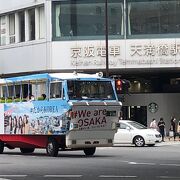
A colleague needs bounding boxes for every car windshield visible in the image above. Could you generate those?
[128,121,147,129]
[67,80,116,100]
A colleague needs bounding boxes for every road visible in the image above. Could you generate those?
[0,142,180,180]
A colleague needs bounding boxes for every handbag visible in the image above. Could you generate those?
[169,131,174,137]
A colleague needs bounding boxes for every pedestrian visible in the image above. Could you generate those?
[169,116,176,141]
[150,118,158,130]
[41,93,46,100]
[177,120,180,141]
[158,117,165,142]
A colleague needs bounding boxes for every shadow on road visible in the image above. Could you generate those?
[2,151,115,158]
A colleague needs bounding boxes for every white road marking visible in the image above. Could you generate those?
[99,175,137,178]
[160,164,180,167]
[128,162,155,165]
[0,175,27,177]
[159,176,180,179]
[44,175,82,178]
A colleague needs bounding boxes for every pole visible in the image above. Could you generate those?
[105,0,109,77]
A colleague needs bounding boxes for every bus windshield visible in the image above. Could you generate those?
[67,80,116,100]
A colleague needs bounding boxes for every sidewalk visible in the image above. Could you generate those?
[156,137,180,146]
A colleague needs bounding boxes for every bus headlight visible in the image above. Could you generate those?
[70,123,79,130]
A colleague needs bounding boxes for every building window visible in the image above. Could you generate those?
[19,11,25,42]
[39,6,45,39]
[52,0,123,40]
[127,0,180,36]
[9,14,15,44]
[29,9,35,40]
[0,16,7,45]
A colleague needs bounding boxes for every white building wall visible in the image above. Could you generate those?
[0,0,51,75]
[0,0,45,13]
[0,41,48,74]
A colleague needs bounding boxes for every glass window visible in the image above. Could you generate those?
[50,82,62,99]
[67,80,116,100]
[19,11,25,42]
[39,6,45,39]
[0,16,7,45]
[119,123,128,129]
[1,85,14,99]
[53,0,123,39]
[13,85,21,99]
[9,14,15,44]
[128,121,147,129]
[29,9,35,40]
[31,82,46,100]
[128,0,180,36]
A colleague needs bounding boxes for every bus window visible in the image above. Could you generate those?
[50,82,62,99]
[31,82,46,100]
[67,80,116,100]
[2,85,15,100]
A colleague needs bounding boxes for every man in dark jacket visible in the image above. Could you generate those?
[158,117,165,142]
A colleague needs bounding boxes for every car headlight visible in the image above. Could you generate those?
[155,134,161,138]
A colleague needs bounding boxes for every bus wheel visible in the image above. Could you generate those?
[0,141,4,154]
[83,147,96,156]
[20,148,35,153]
[46,138,59,157]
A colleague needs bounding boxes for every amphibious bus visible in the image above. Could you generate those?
[0,72,121,156]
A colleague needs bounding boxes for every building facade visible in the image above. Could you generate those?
[0,0,180,129]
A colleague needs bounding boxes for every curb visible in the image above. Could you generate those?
[156,141,180,146]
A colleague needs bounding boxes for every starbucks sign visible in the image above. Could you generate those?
[148,102,158,113]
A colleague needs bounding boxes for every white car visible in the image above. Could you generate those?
[113,120,161,147]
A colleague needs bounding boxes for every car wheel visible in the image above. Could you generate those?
[134,136,145,147]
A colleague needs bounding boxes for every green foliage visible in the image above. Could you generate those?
[0,99,5,103]
[38,97,44,101]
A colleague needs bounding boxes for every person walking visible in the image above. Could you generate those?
[169,116,176,141]
[158,117,165,142]
[177,120,180,141]
[150,118,158,130]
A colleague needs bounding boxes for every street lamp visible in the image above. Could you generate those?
[105,0,109,77]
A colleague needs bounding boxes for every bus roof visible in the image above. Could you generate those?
[0,72,110,84]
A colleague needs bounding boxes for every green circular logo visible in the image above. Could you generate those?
[148,102,158,113]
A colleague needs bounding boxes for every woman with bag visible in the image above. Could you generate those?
[169,116,176,141]
[177,121,180,141]
[150,118,158,130]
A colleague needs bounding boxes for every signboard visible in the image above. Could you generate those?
[52,39,180,70]
[148,102,158,113]
[71,107,108,130]
[3,101,70,135]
